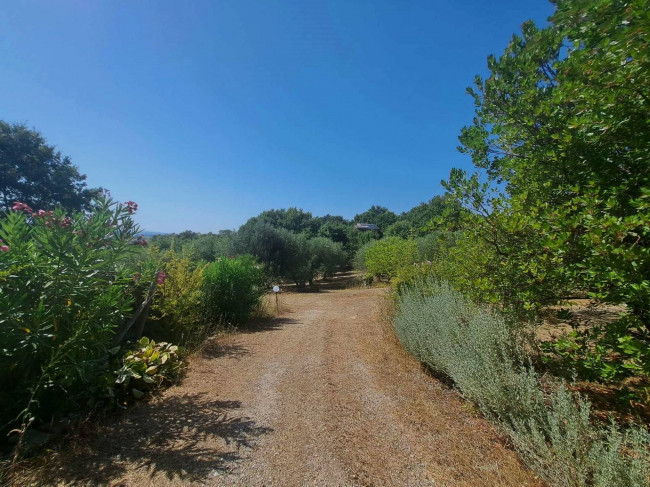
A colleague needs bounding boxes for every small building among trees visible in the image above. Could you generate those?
[354,223,380,232]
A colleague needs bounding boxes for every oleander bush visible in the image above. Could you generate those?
[0,197,146,437]
[394,279,650,487]
[202,255,266,325]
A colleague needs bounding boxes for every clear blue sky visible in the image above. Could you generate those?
[0,1,554,233]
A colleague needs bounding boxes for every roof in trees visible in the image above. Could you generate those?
[355,223,380,231]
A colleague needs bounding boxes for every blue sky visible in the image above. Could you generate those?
[0,1,554,233]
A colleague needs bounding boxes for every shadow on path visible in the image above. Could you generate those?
[200,316,300,360]
[45,393,272,485]
[239,316,300,335]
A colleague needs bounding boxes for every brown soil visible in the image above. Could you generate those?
[536,299,626,343]
[16,285,541,486]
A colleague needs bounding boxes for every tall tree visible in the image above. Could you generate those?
[0,121,101,213]
[446,0,650,323]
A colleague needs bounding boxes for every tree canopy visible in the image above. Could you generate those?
[445,0,650,324]
[0,121,100,213]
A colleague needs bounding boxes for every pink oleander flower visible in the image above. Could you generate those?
[125,201,138,214]
[34,209,54,218]
[60,217,73,227]
[12,202,33,213]
[0,245,9,252]
[156,271,166,285]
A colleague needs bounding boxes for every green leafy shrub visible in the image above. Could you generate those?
[202,255,266,325]
[393,261,437,297]
[364,237,418,281]
[394,279,650,487]
[541,315,650,385]
[114,337,183,403]
[147,249,207,349]
[415,231,459,261]
[0,197,143,435]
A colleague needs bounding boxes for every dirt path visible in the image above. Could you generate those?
[23,286,540,486]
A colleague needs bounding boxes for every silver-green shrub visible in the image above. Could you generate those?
[394,278,650,487]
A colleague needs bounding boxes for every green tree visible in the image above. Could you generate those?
[246,207,316,235]
[400,195,464,233]
[0,121,101,212]
[385,220,413,239]
[364,237,418,282]
[447,0,650,317]
[444,0,650,382]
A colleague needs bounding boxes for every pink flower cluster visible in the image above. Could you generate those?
[12,202,33,213]
[0,239,8,252]
[12,202,73,229]
[125,201,138,214]
[33,209,54,218]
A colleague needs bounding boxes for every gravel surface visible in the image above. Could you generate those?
[19,286,541,486]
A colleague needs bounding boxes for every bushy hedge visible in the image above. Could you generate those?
[394,279,650,487]
[147,250,207,349]
[0,199,270,462]
[202,255,266,325]
[363,237,418,281]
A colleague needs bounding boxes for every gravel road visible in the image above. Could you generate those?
[22,285,540,486]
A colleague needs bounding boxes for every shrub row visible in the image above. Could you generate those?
[394,279,650,487]
[0,199,267,455]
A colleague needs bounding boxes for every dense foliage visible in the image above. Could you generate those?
[0,197,143,436]
[147,250,208,349]
[441,0,650,384]
[202,255,266,325]
[0,196,270,460]
[362,237,418,282]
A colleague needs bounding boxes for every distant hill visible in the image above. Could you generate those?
[139,231,167,237]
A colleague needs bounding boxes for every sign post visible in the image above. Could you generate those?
[273,285,280,315]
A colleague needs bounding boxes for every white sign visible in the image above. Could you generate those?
[273,285,280,293]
